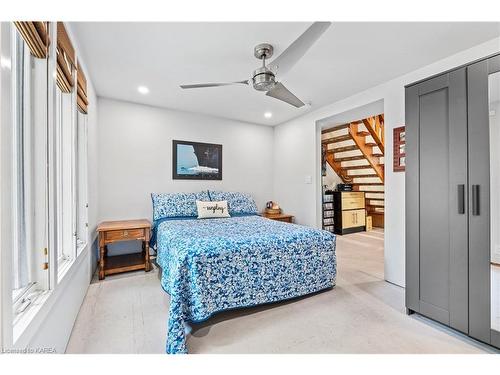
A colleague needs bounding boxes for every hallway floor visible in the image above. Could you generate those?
[66,228,497,353]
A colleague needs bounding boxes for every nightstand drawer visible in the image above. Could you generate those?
[105,228,144,242]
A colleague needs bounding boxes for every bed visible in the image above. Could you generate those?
[151,191,336,354]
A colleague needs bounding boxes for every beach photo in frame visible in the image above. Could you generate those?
[172,140,222,180]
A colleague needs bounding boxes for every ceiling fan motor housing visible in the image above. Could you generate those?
[252,67,276,91]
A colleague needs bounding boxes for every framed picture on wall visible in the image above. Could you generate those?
[172,140,222,180]
[393,126,406,172]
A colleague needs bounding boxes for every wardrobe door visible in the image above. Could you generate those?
[468,55,500,347]
[406,68,469,333]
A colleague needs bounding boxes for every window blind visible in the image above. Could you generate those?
[13,22,49,59]
[77,63,89,114]
[56,22,75,93]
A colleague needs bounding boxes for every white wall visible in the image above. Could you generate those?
[273,37,500,287]
[97,98,274,227]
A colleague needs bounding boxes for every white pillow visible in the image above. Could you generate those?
[196,200,231,219]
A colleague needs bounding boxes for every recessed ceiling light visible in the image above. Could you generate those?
[137,86,149,95]
[264,112,272,119]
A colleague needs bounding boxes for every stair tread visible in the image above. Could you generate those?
[351,174,378,178]
[322,134,351,143]
[365,142,377,146]
[332,145,358,152]
[372,153,384,157]
[357,131,370,136]
[341,165,372,170]
[353,182,384,185]
[321,123,350,134]
[335,155,366,162]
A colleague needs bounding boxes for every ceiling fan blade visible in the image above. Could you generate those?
[180,80,249,89]
[266,82,305,108]
[268,22,331,77]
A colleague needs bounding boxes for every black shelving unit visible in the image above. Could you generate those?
[322,188,335,233]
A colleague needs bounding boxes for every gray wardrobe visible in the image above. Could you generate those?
[405,53,500,349]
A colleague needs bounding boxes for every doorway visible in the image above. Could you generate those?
[316,100,385,279]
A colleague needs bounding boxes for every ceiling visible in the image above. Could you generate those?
[71,22,500,126]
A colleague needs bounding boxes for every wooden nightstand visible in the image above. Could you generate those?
[262,212,294,223]
[97,219,151,280]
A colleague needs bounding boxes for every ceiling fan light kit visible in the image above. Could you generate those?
[179,22,331,109]
[252,43,276,91]
[252,66,276,91]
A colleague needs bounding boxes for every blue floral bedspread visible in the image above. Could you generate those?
[155,215,336,354]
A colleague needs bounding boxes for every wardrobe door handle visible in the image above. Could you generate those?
[472,185,480,216]
[457,184,465,214]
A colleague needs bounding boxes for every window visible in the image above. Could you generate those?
[75,111,88,254]
[11,30,49,315]
[55,86,77,276]
[5,21,90,338]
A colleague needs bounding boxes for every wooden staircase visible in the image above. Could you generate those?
[322,114,385,227]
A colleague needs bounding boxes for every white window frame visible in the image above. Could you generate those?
[75,111,89,255]
[10,28,49,320]
[54,87,77,279]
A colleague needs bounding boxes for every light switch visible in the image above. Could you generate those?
[304,175,312,184]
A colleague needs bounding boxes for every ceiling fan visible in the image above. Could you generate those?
[179,22,331,108]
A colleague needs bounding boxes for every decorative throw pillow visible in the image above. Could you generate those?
[151,191,210,220]
[196,200,231,219]
[208,191,258,215]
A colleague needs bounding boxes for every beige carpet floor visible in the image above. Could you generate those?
[66,229,497,353]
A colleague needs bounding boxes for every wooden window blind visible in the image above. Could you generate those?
[56,22,76,93]
[13,22,49,59]
[77,63,89,114]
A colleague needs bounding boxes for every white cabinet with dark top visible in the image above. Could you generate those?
[333,191,365,235]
